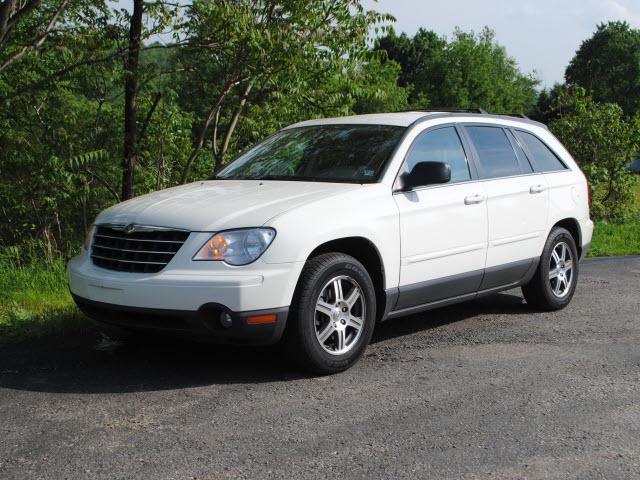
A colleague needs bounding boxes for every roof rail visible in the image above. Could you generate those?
[494,113,530,119]
[408,107,489,114]
[401,108,533,119]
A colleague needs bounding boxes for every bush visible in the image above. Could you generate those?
[548,87,639,222]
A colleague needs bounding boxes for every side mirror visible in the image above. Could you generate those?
[400,161,451,191]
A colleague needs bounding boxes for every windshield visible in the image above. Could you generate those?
[215,124,406,183]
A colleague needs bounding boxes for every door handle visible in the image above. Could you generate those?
[464,194,485,205]
[530,184,546,194]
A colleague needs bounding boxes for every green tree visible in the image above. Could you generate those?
[548,87,638,221]
[375,28,445,97]
[376,27,539,113]
[566,21,640,115]
[0,1,192,249]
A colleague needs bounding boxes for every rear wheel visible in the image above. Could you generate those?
[284,253,376,374]
[522,227,579,310]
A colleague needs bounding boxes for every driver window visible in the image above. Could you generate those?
[405,127,471,183]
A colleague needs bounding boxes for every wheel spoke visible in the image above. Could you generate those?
[548,267,561,280]
[316,300,333,318]
[333,279,344,302]
[551,250,561,267]
[345,287,361,309]
[348,315,363,331]
[317,323,335,344]
[564,259,573,271]
[336,329,346,351]
[560,243,567,262]
[553,278,561,295]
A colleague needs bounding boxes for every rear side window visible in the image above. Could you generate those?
[405,127,471,183]
[466,126,522,179]
[516,131,567,172]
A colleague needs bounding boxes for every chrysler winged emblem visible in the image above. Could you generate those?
[124,223,136,234]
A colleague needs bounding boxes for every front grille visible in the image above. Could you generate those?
[91,225,190,273]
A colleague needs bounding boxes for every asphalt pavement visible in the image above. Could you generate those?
[1,256,639,479]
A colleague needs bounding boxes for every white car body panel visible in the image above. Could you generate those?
[483,174,549,268]
[95,180,360,232]
[393,182,488,286]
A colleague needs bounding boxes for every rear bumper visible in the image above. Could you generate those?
[580,219,594,260]
[73,294,288,345]
[580,242,591,260]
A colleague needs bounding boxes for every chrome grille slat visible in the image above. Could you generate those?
[93,244,176,255]
[91,225,190,273]
[94,234,184,244]
[91,254,167,265]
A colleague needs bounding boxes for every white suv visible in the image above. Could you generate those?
[68,110,593,373]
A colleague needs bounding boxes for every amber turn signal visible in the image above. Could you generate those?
[246,314,277,325]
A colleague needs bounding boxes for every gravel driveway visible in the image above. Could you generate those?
[1,256,639,479]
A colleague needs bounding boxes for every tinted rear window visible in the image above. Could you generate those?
[516,131,567,172]
[466,126,522,179]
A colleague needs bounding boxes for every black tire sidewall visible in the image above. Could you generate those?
[294,255,376,373]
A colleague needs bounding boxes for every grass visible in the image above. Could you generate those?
[590,217,640,257]
[0,254,92,342]
[589,182,640,257]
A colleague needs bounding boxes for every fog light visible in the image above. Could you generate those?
[220,312,233,328]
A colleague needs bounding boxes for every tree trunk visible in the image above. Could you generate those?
[180,79,240,184]
[214,82,253,174]
[121,0,143,201]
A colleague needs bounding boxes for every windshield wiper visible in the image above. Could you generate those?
[212,174,301,181]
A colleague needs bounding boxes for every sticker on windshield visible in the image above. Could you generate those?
[362,168,375,177]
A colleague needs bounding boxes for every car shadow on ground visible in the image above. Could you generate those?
[0,292,530,394]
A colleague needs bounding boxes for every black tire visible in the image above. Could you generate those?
[522,227,579,311]
[283,253,377,374]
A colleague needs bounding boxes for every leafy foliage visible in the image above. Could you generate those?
[548,87,639,221]
[0,3,636,255]
[176,0,396,180]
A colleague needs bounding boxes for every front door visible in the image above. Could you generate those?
[393,125,488,310]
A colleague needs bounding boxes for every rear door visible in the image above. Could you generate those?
[462,125,548,290]
[514,129,576,229]
[393,125,488,310]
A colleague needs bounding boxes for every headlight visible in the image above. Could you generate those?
[193,228,276,265]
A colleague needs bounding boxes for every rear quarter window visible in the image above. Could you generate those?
[516,130,567,172]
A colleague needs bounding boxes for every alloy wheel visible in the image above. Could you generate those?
[548,241,574,298]
[314,275,366,356]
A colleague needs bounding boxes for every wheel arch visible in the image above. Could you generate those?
[551,217,582,257]
[306,237,387,321]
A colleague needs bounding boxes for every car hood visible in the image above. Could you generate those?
[95,180,361,231]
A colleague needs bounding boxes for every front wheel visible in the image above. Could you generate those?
[522,227,579,311]
[283,253,376,374]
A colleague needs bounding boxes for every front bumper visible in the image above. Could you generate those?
[68,247,303,342]
[68,249,303,310]
[73,295,288,344]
